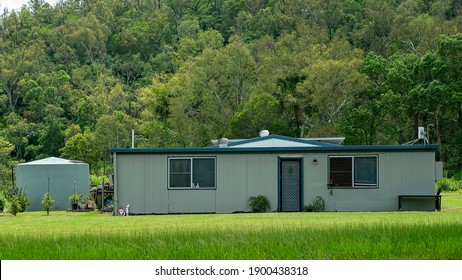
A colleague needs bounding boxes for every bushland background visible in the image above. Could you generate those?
[1,0,462,184]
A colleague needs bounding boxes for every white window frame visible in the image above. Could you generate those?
[168,157,217,190]
[328,155,378,188]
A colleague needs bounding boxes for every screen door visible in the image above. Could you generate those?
[280,159,302,212]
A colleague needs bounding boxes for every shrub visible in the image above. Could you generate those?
[42,192,55,216]
[7,195,21,216]
[248,195,270,213]
[90,174,109,187]
[4,186,29,212]
[304,196,325,212]
[0,197,4,212]
[17,191,29,212]
[436,178,462,192]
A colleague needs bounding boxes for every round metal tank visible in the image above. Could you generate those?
[15,157,90,211]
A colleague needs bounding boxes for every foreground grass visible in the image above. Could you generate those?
[1,210,461,260]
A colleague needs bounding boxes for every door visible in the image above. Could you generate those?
[279,158,302,212]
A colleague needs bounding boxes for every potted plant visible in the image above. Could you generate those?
[78,194,87,209]
[87,198,96,209]
[69,193,80,210]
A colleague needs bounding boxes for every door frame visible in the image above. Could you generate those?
[278,157,304,212]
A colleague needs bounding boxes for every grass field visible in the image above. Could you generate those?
[442,191,462,210]
[1,192,461,260]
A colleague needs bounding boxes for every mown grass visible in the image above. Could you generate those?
[442,190,462,210]
[1,193,462,260]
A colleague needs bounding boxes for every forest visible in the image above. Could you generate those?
[1,0,462,185]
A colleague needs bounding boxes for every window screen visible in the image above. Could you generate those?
[193,158,215,188]
[329,157,353,187]
[329,155,378,188]
[169,157,216,189]
[354,157,377,185]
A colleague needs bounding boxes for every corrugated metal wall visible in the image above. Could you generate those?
[114,151,437,214]
[16,163,89,211]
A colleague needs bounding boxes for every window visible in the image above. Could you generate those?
[329,157,352,187]
[354,156,377,186]
[169,157,216,189]
[329,156,378,188]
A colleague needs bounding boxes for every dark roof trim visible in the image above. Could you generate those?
[112,144,438,154]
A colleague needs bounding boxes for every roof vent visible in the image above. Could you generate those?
[259,130,269,137]
[218,138,229,148]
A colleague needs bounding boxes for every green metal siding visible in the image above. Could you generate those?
[215,155,248,213]
[116,154,169,213]
[301,152,436,211]
[216,154,279,213]
[168,190,216,213]
[113,150,438,213]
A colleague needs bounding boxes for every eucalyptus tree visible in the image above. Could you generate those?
[168,37,256,146]
[227,92,290,138]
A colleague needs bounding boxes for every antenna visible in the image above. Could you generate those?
[426,124,433,145]
[403,124,432,145]
[418,127,425,140]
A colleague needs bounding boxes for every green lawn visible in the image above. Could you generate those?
[442,191,462,210]
[1,192,461,260]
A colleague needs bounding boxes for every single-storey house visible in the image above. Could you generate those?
[110,134,442,215]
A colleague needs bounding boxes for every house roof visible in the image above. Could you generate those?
[227,135,339,148]
[17,157,87,166]
[210,135,345,147]
[112,135,438,154]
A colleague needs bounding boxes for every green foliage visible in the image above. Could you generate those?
[61,130,99,169]
[0,137,15,191]
[17,191,29,212]
[69,193,80,204]
[0,196,4,212]
[94,113,134,161]
[3,186,29,213]
[248,195,270,213]
[304,196,326,212]
[41,192,54,216]
[436,178,462,192]
[0,0,462,177]
[6,195,21,216]
[90,174,109,187]
[227,93,290,138]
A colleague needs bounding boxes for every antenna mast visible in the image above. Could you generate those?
[403,124,433,145]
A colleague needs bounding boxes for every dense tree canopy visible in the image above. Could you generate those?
[1,0,462,181]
